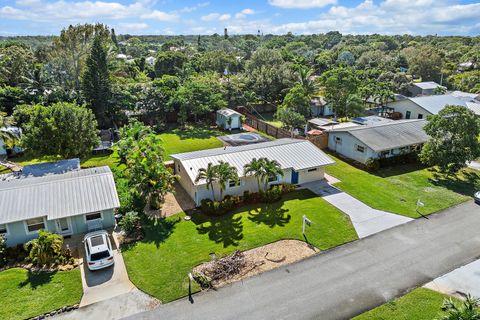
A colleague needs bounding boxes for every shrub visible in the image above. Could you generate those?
[6,244,28,263]
[24,230,64,266]
[119,211,141,235]
[192,271,211,289]
[260,185,283,203]
[365,158,380,171]
[0,235,6,268]
[200,196,241,216]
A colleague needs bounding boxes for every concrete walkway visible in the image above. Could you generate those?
[467,160,480,170]
[129,201,480,320]
[424,259,480,298]
[302,180,412,238]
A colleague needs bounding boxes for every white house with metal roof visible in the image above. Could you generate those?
[216,108,242,130]
[408,81,444,96]
[171,139,335,206]
[387,93,480,120]
[328,120,429,164]
[0,159,120,246]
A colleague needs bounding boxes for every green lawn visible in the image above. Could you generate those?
[122,189,358,303]
[256,111,283,128]
[0,268,83,320]
[353,288,457,320]
[326,154,477,218]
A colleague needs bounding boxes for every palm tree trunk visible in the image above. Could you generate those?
[210,182,216,201]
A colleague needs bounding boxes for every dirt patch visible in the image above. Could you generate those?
[194,240,318,288]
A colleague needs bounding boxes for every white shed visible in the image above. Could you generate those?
[216,108,242,130]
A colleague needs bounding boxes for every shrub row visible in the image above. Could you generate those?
[365,152,420,171]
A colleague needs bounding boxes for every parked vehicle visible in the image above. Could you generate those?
[474,191,480,204]
[83,230,114,271]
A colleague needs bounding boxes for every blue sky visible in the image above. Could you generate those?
[1,0,479,36]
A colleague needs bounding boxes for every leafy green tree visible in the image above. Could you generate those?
[195,162,219,201]
[116,119,153,163]
[0,234,6,267]
[25,230,64,266]
[345,94,364,118]
[281,84,311,118]
[0,86,27,115]
[126,134,176,209]
[154,51,187,77]
[336,50,355,66]
[275,106,305,135]
[193,50,242,74]
[403,46,443,82]
[420,105,480,174]
[0,44,35,87]
[449,70,480,93]
[438,295,480,320]
[216,161,239,200]
[118,211,140,235]
[82,35,112,128]
[19,102,99,158]
[295,66,317,97]
[0,112,18,147]
[321,66,359,118]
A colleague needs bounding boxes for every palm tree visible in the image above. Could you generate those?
[261,159,284,190]
[345,94,364,119]
[244,158,267,192]
[0,112,17,148]
[438,295,480,320]
[296,66,317,97]
[195,162,219,201]
[25,230,64,266]
[216,161,239,200]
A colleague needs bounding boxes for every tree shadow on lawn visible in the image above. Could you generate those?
[248,206,291,228]
[18,270,56,290]
[428,168,480,197]
[123,216,181,250]
[168,124,221,140]
[194,214,244,248]
[372,162,428,178]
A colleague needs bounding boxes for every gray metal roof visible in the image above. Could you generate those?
[308,118,338,127]
[217,108,241,117]
[331,120,429,152]
[0,166,120,224]
[413,81,442,90]
[351,116,394,126]
[171,139,335,185]
[410,95,468,114]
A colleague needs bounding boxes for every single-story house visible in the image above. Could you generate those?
[216,108,242,130]
[311,96,334,117]
[171,139,335,206]
[408,81,444,96]
[328,119,428,164]
[387,93,480,120]
[0,159,120,246]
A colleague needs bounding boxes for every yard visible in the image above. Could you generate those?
[122,189,358,303]
[0,268,83,320]
[326,154,477,218]
[353,288,457,320]
[256,111,283,128]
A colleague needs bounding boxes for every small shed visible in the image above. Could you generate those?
[216,108,242,130]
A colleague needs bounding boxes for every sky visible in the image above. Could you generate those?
[0,0,479,36]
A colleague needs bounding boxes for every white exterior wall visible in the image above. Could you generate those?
[0,139,6,155]
[328,132,376,163]
[387,100,431,120]
[298,167,325,184]
[216,113,241,130]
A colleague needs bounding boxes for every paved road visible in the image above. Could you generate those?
[129,201,480,320]
[303,181,412,238]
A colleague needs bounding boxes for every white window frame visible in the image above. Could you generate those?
[268,174,279,183]
[24,217,47,235]
[227,179,240,188]
[84,211,104,223]
[356,145,365,153]
[335,136,342,144]
[0,223,9,236]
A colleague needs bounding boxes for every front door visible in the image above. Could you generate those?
[56,217,73,236]
[291,170,299,184]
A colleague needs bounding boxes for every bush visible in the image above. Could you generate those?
[365,158,380,171]
[0,235,6,268]
[119,211,141,235]
[200,196,241,216]
[24,230,64,266]
[6,244,28,263]
[260,185,283,203]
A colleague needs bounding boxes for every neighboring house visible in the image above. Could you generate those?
[328,120,428,164]
[0,159,120,247]
[0,126,22,156]
[387,93,480,119]
[311,96,334,117]
[216,108,242,130]
[146,56,155,66]
[408,81,444,96]
[171,139,335,206]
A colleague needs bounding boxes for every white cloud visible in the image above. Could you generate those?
[201,12,231,21]
[241,8,255,15]
[218,14,231,21]
[15,0,41,6]
[141,10,178,21]
[235,8,255,19]
[119,22,148,30]
[177,1,210,13]
[268,0,337,9]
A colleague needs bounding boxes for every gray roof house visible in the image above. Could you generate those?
[0,159,120,246]
[328,120,429,164]
[171,139,335,206]
[409,81,444,96]
[216,108,242,130]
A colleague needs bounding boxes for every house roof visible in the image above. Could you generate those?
[413,81,442,90]
[409,95,469,114]
[0,166,120,224]
[217,108,242,117]
[351,116,394,126]
[330,119,429,152]
[171,139,335,185]
[308,118,338,127]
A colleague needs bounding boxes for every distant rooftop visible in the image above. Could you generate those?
[412,81,442,90]
[217,108,242,117]
[351,116,394,126]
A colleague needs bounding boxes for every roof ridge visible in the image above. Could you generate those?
[332,119,426,132]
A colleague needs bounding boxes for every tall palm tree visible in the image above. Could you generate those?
[244,158,267,192]
[195,162,219,201]
[0,112,17,147]
[261,159,284,190]
[438,295,480,320]
[345,94,364,119]
[296,66,317,97]
[216,161,239,200]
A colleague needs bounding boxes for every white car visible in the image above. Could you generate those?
[475,191,480,204]
[83,230,114,271]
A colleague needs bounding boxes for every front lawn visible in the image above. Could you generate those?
[122,189,358,303]
[0,268,83,320]
[326,154,477,218]
[353,288,457,320]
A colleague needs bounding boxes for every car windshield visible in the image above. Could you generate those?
[90,250,110,261]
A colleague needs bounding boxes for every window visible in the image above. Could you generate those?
[418,114,423,119]
[268,175,278,183]
[177,164,181,173]
[228,179,239,188]
[26,217,45,233]
[380,150,391,157]
[85,212,102,221]
[0,223,7,235]
[335,136,342,144]
[356,145,365,153]
[307,168,318,172]
[405,111,411,119]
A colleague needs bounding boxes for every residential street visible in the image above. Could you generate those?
[128,200,480,320]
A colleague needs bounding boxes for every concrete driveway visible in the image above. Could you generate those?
[79,232,136,306]
[303,180,412,238]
